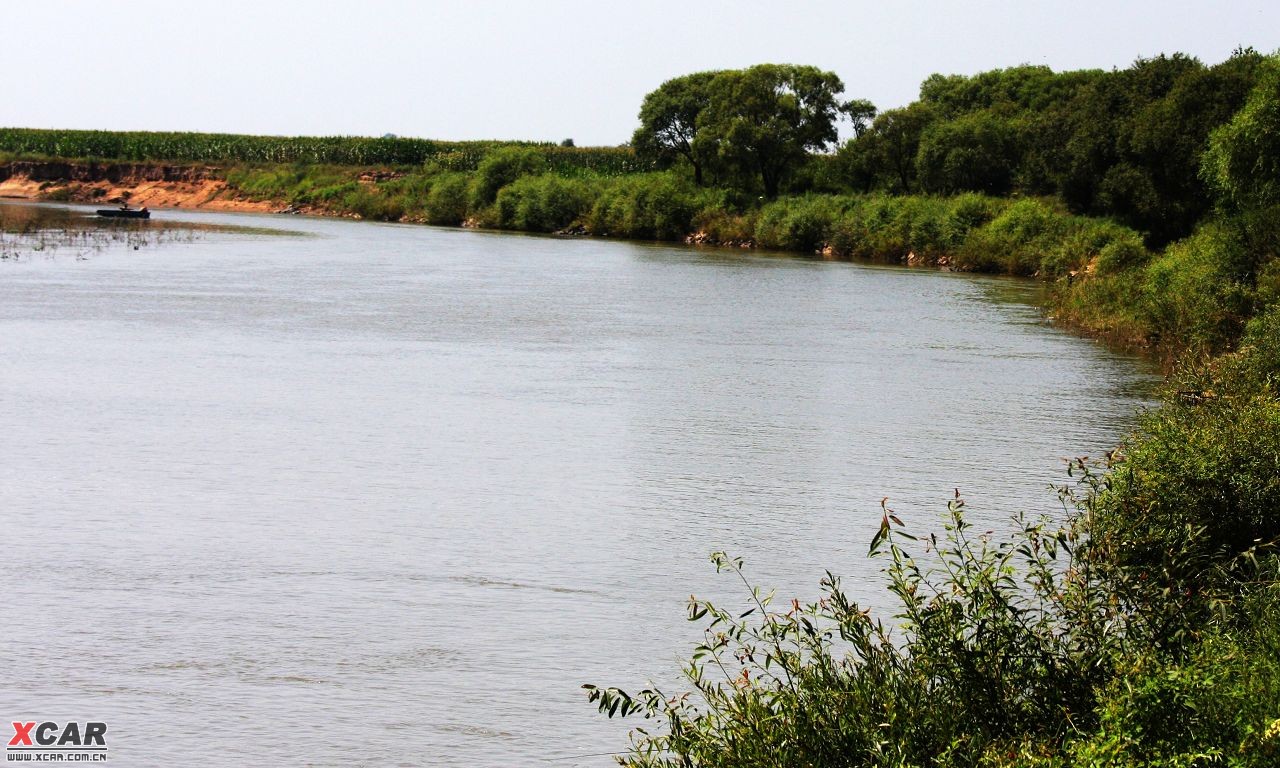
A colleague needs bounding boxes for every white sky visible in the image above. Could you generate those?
[5,1,1278,146]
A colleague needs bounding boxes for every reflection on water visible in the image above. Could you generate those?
[0,200,303,260]
[0,202,1157,767]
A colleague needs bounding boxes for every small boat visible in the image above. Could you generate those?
[96,207,150,219]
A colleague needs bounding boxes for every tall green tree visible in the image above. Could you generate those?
[1203,55,1280,211]
[837,102,936,193]
[915,109,1020,195]
[844,98,878,137]
[632,71,721,186]
[698,64,850,197]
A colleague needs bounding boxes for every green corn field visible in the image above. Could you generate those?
[0,128,653,177]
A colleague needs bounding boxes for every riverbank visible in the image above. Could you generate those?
[0,160,277,213]
[0,157,1168,352]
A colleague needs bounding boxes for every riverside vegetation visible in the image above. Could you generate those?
[4,50,1280,766]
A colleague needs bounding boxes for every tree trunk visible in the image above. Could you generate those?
[763,175,779,198]
[761,162,779,198]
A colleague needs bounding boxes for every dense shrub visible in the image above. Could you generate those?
[492,174,596,232]
[1140,222,1252,354]
[1055,266,1151,349]
[753,195,846,251]
[1097,391,1280,570]
[471,147,548,208]
[586,465,1280,768]
[1092,306,1280,572]
[691,207,757,244]
[1093,230,1151,275]
[1234,306,1280,386]
[340,185,404,221]
[1067,570,1280,768]
[586,173,706,240]
[956,198,1070,273]
[827,196,960,261]
[942,192,1008,246]
[1038,219,1145,278]
[423,172,471,225]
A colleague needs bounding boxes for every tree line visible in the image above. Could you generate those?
[634,50,1271,245]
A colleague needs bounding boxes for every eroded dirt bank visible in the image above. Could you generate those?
[0,161,278,212]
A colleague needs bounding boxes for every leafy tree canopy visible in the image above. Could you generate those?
[699,64,851,198]
[633,64,866,197]
[632,71,723,186]
[838,49,1268,244]
[1203,55,1280,211]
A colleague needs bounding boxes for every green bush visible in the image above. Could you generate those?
[423,172,471,226]
[586,173,705,239]
[826,198,885,259]
[1054,266,1151,348]
[827,196,951,261]
[340,185,404,221]
[1093,320,1280,571]
[1140,222,1252,355]
[1070,573,1280,768]
[1234,305,1280,387]
[470,147,549,208]
[1094,230,1151,275]
[493,174,596,232]
[753,195,845,251]
[1036,220,1141,279]
[691,207,757,244]
[981,197,1061,242]
[956,198,1070,274]
[942,192,1008,247]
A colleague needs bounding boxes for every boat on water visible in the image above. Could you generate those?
[96,207,150,219]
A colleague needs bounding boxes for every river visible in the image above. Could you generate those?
[0,202,1154,766]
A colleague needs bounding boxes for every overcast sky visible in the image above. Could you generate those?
[6,1,1278,146]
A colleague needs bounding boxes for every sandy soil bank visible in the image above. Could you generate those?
[0,165,278,213]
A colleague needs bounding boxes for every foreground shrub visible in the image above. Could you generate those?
[1069,569,1280,768]
[586,474,1180,767]
[1093,305,1280,571]
[588,465,1278,768]
[1140,221,1252,355]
